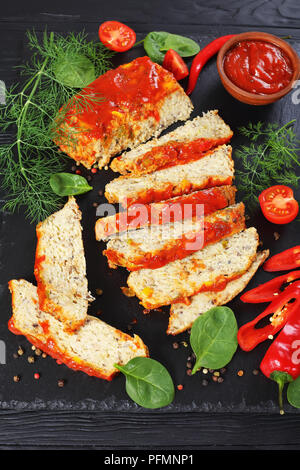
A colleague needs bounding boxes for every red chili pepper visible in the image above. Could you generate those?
[238,282,300,352]
[240,270,300,304]
[186,35,236,95]
[260,281,300,413]
[264,246,300,272]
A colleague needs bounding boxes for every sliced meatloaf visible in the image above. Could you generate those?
[34,197,93,331]
[95,185,236,241]
[111,110,233,176]
[54,57,193,169]
[105,145,234,208]
[127,228,259,309]
[9,280,148,381]
[104,203,245,270]
[167,251,269,335]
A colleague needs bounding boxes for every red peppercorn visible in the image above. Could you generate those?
[91,168,97,174]
[75,169,81,175]
[34,373,40,380]
[177,384,184,391]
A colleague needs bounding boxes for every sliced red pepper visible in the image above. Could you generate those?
[238,281,300,352]
[264,246,300,272]
[240,270,300,303]
[260,283,300,413]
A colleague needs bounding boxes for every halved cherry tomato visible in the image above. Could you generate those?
[162,49,189,81]
[99,21,136,52]
[264,246,300,272]
[259,185,299,224]
[241,270,300,303]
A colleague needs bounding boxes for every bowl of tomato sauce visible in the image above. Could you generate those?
[216,31,300,105]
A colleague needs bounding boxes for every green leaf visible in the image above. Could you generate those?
[190,306,238,373]
[53,53,96,88]
[50,172,92,196]
[143,31,200,64]
[144,31,169,64]
[161,34,200,57]
[115,357,175,409]
[287,376,300,408]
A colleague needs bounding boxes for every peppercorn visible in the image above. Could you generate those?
[34,373,40,380]
[202,379,208,386]
[202,368,208,374]
[177,384,183,391]
[252,369,259,376]
[58,379,65,388]
[28,356,35,363]
[42,353,47,358]
[212,376,218,382]
[35,349,42,356]
[217,377,224,383]
[17,347,24,356]
[31,345,36,351]
[213,371,220,377]
[91,168,97,174]
[98,190,103,196]
[75,169,81,175]
[96,288,103,296]
[237,370,244,377]
[13,353,18,359]
[186,361,192,369]
[172,342,179,350]
[13,375,20,383]
[220,368,227,374]
[186,369,192,376]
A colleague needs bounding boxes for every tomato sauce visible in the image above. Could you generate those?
[224,40,293,94]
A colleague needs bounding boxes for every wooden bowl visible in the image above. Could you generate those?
[216,31,300,105]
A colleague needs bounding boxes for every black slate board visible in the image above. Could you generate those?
[1,0,300,449]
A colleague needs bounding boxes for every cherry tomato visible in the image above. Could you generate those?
[99,21,136,52]
[259,185,299,224]
[162,49,189,81]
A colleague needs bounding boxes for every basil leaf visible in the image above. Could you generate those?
[115,357,175,409]
[144,32,200,64]
[161,34,200,57]
[50,172,93,196]
[190,306,238,373]
[287,376,300,408]
[144,31,169,64]
[53,53,96,88]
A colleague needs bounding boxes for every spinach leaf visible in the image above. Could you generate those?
[143,32,199,64]
[144,31,169,64]
[50,172,93,196]
[190,306,238,373]
[115,357,175,409]
[53,53,96,88]
[287,376,300,408]
[161,34,200,57]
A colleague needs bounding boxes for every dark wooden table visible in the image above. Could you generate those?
[1,0,300,450]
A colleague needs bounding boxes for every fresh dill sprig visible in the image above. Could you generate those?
[235,120,300,209]
[0,29,114,222]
